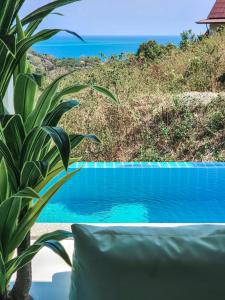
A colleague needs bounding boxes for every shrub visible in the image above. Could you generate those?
[180,29,197,50]
[208,112,225,132]
[137,40,175,62]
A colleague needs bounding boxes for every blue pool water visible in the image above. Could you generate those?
[38,162,225,223]
[32,35,180,59]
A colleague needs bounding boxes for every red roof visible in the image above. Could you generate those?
[208,0,225,19]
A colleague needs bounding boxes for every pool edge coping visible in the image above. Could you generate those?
[32,223,225,239]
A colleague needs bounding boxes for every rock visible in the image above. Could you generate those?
[178,92,225,105]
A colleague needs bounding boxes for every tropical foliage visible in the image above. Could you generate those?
[0,73,109,299]
[0,0,84,106]
[0,1,117,299]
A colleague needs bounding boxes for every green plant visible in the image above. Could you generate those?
[0,91,101,300]
[0,0,84,104]
[179,29,197,50]
[137,146,162,161]
[137,40,166,61]
[0,1,118,299]
[1,74,116,300]
[160,122,169,138]
[0,69,116,300]
[208,111,225,132]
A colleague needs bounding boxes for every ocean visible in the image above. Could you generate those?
[32,35,181,59]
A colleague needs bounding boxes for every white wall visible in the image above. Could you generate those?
[2,78,14,114]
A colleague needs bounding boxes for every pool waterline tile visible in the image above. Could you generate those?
[70,162,225,169]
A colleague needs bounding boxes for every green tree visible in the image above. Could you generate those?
[137,40,164,61]
[180,29,197,50]
[137,40,176,62]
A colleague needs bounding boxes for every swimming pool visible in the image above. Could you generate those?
[38,162,225,223]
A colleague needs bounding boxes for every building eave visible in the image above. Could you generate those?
[196,18,225,24]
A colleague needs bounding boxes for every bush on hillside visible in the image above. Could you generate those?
[137,40,176,61]
[179,29,198,49]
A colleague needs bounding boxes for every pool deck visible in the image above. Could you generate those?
[32,222,225,237]
[28,239,73,300]
[32,222,209,238]
[32,223,72,239]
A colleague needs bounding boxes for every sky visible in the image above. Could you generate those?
[21,0,216,36]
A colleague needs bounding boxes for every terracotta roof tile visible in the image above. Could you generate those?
[208,0,225,19]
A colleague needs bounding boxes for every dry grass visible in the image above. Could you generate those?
[40,32,225,161]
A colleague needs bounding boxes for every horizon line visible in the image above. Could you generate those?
[57,34,182,37]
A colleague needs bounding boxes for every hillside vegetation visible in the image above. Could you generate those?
[33,30,225,161]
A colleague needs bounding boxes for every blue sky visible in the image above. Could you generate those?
[22,0,215,36]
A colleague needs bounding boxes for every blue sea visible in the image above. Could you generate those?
[32,35,180,59]
[38,162,225,223]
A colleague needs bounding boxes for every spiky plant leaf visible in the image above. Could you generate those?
[14,74,39,121]
[8,170,77,253]
[3,115,25,166]
[43,100,80,127]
